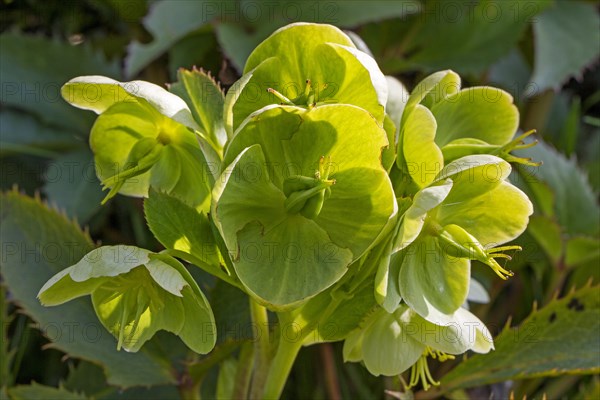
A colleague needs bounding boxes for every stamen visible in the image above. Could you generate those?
[487,246,520,279]
[489,258,514,280]
[407,347,455,391]
[495,129,542,166]
[304,79,312,98]
[422,361,438,391]
[426,347,456,362]
[408,356,439,391]
[488,245,522,253]
[267,88,295,105]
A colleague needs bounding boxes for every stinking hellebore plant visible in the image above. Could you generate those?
[39,22,535,398]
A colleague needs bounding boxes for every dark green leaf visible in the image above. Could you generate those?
[42,149,104,223]
[0,109,79,158]
[63,361,108,398]
[488,49,532,104]
[530,1,600,90]
[7,383,86,400]
[515,139,599,236]
[440,285,600,392]
[399,0,552,74]
[215,1,421,72]
[216,21,280,73]
[167,30,219,80]
[318,0,421,27]
[0,33,120,132]
[125,0,213,77]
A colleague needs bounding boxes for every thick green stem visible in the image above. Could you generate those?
[261,337,303,399]
[249,300,271,399]
[260,294,345,399]
[258,240,389,399]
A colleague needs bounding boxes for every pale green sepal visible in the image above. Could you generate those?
[434,154,510,184]
[402,104,444,188]
[374,250,403,313]
[342,328,365,363]
[243,22,355,73]
[212,144,287,255]
[38,268,104,306]
[453,307,494,354]
[70,245,151,281]
[399,236,471,321]
[431,87,519,147]
[437,182,533,248]
[401,70,461,127]
[397,306,475,355]
[394,179,452,251]
[362,310,424,376]
[145,256,187,297]
[327,43,388,121]
[61,75,200,130]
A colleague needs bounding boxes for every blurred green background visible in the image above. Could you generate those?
[1,0,599,399]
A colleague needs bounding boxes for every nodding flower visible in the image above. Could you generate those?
[38,245,215,354]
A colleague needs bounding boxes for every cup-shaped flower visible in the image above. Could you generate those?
[395,70,535,189]
[212,104,396,309]
[380,155,533,324]
[224,23,388,135]
[343,305,492,388]
[38,245,216,353]
[61,76,214,210]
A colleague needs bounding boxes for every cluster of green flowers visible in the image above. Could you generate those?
[39,23,533,390]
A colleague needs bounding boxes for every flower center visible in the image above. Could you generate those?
[283,156,336,219]
[267,79,332,109]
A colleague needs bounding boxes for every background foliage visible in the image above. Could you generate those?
[1,0,599,398]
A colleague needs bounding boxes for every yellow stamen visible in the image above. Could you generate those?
[408,347,455,391]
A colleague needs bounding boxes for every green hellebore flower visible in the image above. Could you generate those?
[61,76,214,210]
[343,305,493,389]
[38,245,216,353]
[212,104,396,309]
[395,70,536,189]
[378,155,533,324]
[224,22,388,135]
